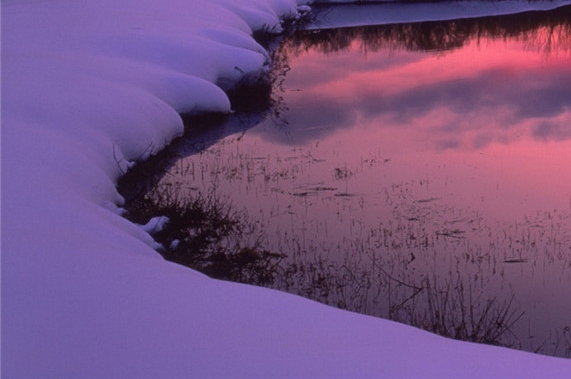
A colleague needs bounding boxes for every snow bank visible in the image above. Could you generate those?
[2,0,570,377]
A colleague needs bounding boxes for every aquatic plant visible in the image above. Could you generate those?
[124,184,285,286]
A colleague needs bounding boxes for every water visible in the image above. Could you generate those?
[125,7,571,356]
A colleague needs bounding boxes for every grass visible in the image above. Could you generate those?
[413,277,523,345]
[124,183,285,286]
[117,6,571,355]
[121,177,526,349]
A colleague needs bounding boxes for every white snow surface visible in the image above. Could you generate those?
[2,0,571,377]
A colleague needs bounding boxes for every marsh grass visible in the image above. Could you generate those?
[125,184,285,285]
[119,130,571,353]
[117,6,571,355]
[292,4,571,56]
[553,326,571,358]
[411,278,523,345]
[275,244,524,347]
[226,8,315,113]
[122,177,525,348]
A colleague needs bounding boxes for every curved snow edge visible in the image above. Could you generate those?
[2,0,571,378]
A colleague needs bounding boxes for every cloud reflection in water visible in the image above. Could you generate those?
[257,9,571,150]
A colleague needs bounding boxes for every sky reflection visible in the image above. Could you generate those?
[154,9,571,356]
[211,10,570,258]
[244,14,570,350]
[264,34,571,151]
[239,8,571,235]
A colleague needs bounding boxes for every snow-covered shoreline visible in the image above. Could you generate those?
[2,0,571,377]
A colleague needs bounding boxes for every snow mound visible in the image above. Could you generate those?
[2,0,571,377]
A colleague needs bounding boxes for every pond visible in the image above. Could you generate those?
[121,6,571,357]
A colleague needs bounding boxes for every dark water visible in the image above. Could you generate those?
[127,7,571,356]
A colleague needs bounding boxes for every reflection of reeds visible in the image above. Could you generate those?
[115,6,571,355]
[123,178,526,348]
[276,245,523,348]
[289,5,571,56]
[413,277,523,346]
[552,326,571,358]
[120,139,571,355]
[125,184,285,286]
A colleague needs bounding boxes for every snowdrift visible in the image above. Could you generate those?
[2,0,571,377]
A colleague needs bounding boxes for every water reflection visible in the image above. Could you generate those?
[259,5,571,147]
[304,4,571,54]
[124,7,571,357]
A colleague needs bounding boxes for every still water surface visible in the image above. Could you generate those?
[146,8,571,356]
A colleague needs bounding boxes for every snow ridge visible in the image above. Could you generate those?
[2,0,571,377]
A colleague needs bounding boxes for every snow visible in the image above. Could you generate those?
[2,0,571,377]
[140,216,170,235]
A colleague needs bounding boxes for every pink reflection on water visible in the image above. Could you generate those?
[274,35,571,221]
[285,37,571,147]
[258,25,570,352]
[162,17,571,355]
